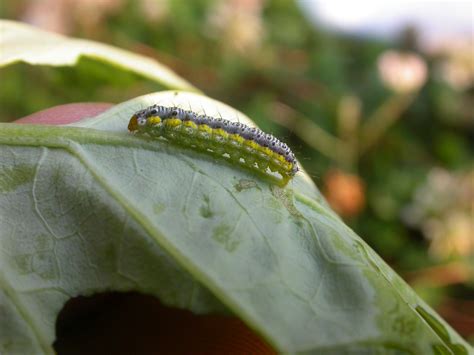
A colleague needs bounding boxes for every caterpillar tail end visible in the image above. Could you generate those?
[278,175,292,188]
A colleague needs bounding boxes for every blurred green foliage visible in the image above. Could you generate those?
[1,0,472,340]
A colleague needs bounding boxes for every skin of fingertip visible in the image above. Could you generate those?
[14,104,276,354]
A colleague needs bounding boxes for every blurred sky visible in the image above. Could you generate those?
[298,0,473,49]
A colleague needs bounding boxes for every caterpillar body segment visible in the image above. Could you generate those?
[129,105,298,185]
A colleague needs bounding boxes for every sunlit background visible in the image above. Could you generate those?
[1,0,473,343]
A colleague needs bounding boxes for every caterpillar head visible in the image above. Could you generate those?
[128,113,147,132]
[128,105,165,132]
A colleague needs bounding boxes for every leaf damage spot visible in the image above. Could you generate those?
[212,224,240,252]
[199,195,214,218]
[271,186,302,219]
[0,165,35,192]
[14,254,32,275]
[234,178,258,192]
[32,251,59,280]
[153,203,166,215]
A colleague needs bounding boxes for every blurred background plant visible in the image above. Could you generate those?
[1,0,472,343]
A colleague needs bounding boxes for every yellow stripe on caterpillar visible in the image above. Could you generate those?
[243,140,260,150]
[229,134,244,144]
[275,154,286,163]
[198,124,212,134]
[183,120,198,129]
[164,118,182,127]
[213,128,229,139]
[262,147,274,157]
[148,116,162,125]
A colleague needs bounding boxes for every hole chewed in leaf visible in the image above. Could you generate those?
[54,292,276,355]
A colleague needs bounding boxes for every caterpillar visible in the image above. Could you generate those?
[128,105,298,185]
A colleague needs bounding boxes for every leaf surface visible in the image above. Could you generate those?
[0,20,198,92]
[0,92,471,354]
